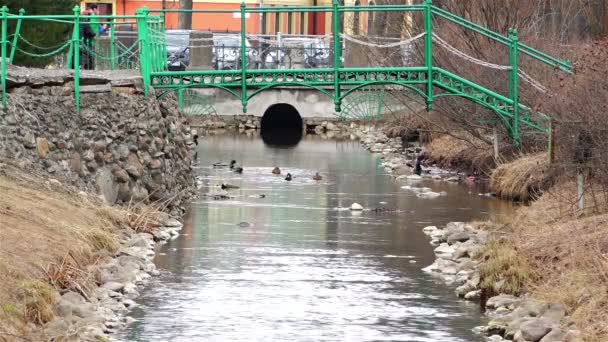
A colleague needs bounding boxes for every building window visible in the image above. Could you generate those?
[288,12,293,34]
[275,12,280,33]
[262,13,267,34]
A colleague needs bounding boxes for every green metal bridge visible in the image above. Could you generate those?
[0,0,572,146]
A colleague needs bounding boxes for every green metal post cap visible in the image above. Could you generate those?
[18,8,25,14]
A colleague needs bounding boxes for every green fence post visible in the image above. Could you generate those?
[156,18,163,72]
[1,6,8,107]
[376,87,385,120]
[136,7,150,97]
[73,6,81,112]
[509,28,520,147]
[240,2,247,113]
[9,8,25,64]
[160,12,167,70]
[152,18,158,72]
[178,88,184,110]
[67,15,75,70]
[332,0,341,112]
[149,18,155,72]
[110,17,116,70]
[154,18,160,72]
[424,0,433,110]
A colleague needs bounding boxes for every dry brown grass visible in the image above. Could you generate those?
[477,239,536,297]
[0,163,124,338]
[490,153,556,201]
[484,182,608,341]
[425,134,495,173]
[18,281,55,326]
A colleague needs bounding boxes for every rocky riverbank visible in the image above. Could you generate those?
[43,217,185,341]
[353,124,465,182]
[421,223,582,342]
[0,74,198,340]
[353,126,583,342]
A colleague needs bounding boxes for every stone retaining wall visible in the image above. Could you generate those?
[0,78,196,214]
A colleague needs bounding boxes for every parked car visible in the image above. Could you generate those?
[212,35,257,70]
[166,30,190,71]
[263,37,332,69]
[302,39,331,68]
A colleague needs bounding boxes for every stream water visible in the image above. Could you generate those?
[116,133,512,342]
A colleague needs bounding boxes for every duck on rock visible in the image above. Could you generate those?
[272,167,281,175]
[285,173,293,181]
[230,160,243,174]
[312,172,322,181]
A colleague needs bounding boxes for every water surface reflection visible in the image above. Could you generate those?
[117,134,512,341]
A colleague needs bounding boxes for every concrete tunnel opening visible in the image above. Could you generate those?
[260,103,304,146]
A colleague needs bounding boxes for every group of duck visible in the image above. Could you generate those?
[213,160,243,173]
[213,160,323,182]
[272,167,323,182]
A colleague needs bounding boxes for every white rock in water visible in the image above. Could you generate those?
[406,175,423,181]
[422,226,438,233]
[417,191,442,199]
[434,243,456,256]
[165,218,183,228]
[350,203,364,211]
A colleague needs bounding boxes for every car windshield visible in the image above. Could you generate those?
[166,32,189,49]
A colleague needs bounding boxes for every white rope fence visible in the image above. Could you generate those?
[341,32,425,48]
[432,33,513,70]
[431,33,551,93]
[518,70,549,93]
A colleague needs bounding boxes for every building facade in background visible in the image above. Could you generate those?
[79,0,399,35]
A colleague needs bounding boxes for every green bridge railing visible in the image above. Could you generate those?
[0,0,572,146]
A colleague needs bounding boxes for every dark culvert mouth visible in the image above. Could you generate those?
[260,103,303,147]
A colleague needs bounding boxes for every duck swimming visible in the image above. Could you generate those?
[230,160,243,174]
[221,183,240,190]
[285,173,293,181]
[272,167,281,175]
[312,172,322,181]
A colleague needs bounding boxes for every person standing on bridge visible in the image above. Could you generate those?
[80,7,97,70]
